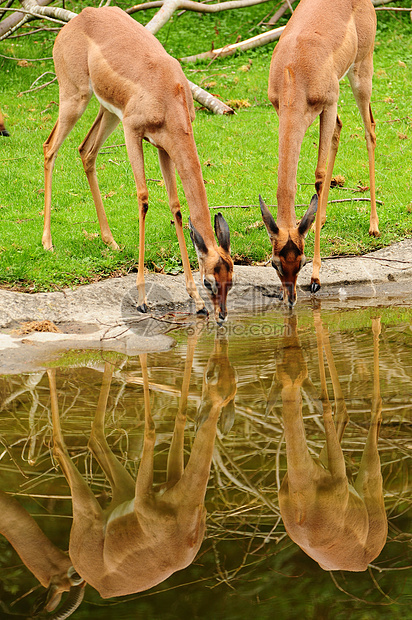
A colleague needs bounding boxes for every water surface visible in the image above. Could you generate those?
[0,304,411,619]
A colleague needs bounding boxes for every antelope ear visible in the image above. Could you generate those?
[45,585,63,612]
[298,194,318,237]
[214,212,230,252]
[259,195,279,239]
[189,217,208,258]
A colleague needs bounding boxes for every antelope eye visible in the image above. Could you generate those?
[271,260,278,271]
[203,278,213,292]
[301,255,307,269]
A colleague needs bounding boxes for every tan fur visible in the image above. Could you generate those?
[263,0,378,303]
[277,313,387,571]
[49,331,236,596]
[42,7,233,321]
[0,106,9,135]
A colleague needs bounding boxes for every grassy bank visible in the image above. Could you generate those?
[1,1,412,291]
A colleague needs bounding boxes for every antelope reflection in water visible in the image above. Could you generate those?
[49,330,236,597]
[272,312,387,571]
[0,491,85,617]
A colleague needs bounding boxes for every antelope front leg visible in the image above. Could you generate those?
[311,109,341,293]
[157,148,207,315]
[123,126,149,312]
[88,362,136,508]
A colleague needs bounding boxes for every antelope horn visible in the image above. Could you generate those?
[49,583,86,620]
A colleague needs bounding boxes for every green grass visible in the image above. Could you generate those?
[1,1,412,290]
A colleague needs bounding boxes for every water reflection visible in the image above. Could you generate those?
[277,313,387,571]
[46,329,236,612]
[0,490,84,615]
[0,305,411,617]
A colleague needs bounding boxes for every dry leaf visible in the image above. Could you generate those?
[82,229,99,240]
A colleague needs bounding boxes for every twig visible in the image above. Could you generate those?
[19,76,57,94]
[0,6,66,24]
[7,26,59,38]
[322,254,412,265]
[375,6,412,10]
[210,197,384,209]
[100,143,126,150]
[0,52,52,61]
[180,26,284,62]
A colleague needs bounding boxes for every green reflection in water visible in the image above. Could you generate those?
[0,305,411,619]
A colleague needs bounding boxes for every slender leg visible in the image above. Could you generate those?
[43,90,91,250]
[348,55,379,237]
[354,318,387,547]
[165,331,198,484]
[79,106,121,250]
[313,311,347,478]
[317,115,343,227]
[123,124,149,312]
[88,363,136,509]
[48,368,106,577]
[0,106,9,136]
[135,354,156,498]
[321,323,349,443]
[157,148,206,314]
[311,105,340,292]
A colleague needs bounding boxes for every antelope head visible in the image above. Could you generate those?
[259,194,318,307]
[189,213,233,324]
[38,566,85,619]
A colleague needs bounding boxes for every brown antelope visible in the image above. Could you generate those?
[276,312,387,571]
[49,330,236,597]
[0,490,85,617]
[0,106,9,136]
[42,6,233,323]
[260,0,379,306]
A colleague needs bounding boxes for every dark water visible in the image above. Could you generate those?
[0,305,411,619]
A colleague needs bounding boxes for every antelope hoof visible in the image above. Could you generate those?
[137,302,148,313]
[310,280,321,294]
[369,228,381,238]
[0,129,10,137]
[42,241,54,251]
[196,307,208,317]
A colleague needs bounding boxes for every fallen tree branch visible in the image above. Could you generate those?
[266,0,295,26]
[0,0,54,39]
[180,25,284,62]
[0,0,233,114]
[128,0,271,19]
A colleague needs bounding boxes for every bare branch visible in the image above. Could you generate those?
[130,0,272,20]
[0,0,53,39]
[188,80,234,114]
[0,0,232,114]
[180,26,284,62]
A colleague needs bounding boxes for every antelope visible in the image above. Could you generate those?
[42,6,233,323]
[0,106,9,136]
[0,490,85,617]
[260,0,379,306]
[49,329,236,597]
[276,312,387,571]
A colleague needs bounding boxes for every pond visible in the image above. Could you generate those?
[0,303,411,619]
